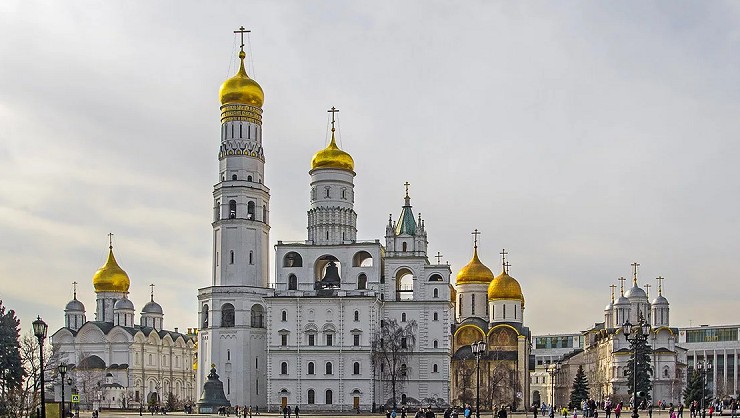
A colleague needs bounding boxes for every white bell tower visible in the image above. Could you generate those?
[197,27,270,409]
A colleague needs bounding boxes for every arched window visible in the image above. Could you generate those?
[262,205,267,222]
[325,362,333,375]
[352,251,373,267]
[341,189,347,199]
[433,288,439,298]
[353,362,360,375]
[433,312,438,321]
[280,362,288,375]
[354,310,359,322]
[283,252,303,267]
[397,269,415,300]
[433,364,438,373]
[247,201,255,220]
[202,305,209,328]
[308,389,315,404]
[221,303,235,327]
[229,200,236,219]
[433,339,438,348]
[459,294,463,315]
[401,313,407,322]
[325,389,333,405]
[281,310,287,322]
[428,274,443,281]
[229,250,234,264]
[288,274,298,290]
[357,274,367,290]
[214,200,220,221]
[307,362,315,375]
[400,364,407,377]
[247,175,253,182]
[232,174,237,181]
[402,242,407,251]
[250,305,264,328]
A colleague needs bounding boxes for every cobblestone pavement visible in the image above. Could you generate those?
[76,411,680,418]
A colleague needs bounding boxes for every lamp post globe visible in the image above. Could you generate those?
[32,316,48,418]
[58,363,68,418]
[471,340,486,418]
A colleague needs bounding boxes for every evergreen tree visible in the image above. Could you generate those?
[569,365,590,409]
[683,368,711,407]
[626,334,653,404]
[0,300,24,398]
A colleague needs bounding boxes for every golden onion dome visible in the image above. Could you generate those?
[219,51,264,107]
[488,269,525,306]
[455,247,495,285]
[311,132,355,172]
[92,246,130,293]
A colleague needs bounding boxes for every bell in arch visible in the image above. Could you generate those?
[320,260,341,288]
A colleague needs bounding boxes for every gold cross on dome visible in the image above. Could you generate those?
[656,276,665,295]
[644,283,651,298]
[609,284,617,302]
[631,261,640,282]
[72,281,78,298]
[471,229,480,248]
[234,26,251,52]
[435,252,443,264]
[618,277,626,295]
[404,182,410,198]
[150,283,155,301]
[107,232,114,249]
[500,248,508,269]
[328,106,339,131]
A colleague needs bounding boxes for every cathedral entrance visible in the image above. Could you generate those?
[354,396,360,410]
[281,397,287,409]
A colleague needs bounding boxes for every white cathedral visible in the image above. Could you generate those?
[196,37,454,412]
[51,244,196,409]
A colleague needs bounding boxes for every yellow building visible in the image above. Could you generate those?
[450,242,532,411]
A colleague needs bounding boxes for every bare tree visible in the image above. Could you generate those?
[371,318,417,409]
[4,332,54,418]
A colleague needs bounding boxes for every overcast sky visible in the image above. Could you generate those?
[1,1,739,337]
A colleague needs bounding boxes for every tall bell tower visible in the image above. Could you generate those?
[197,27,270,408]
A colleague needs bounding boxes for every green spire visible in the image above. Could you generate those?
[394,182,417,236]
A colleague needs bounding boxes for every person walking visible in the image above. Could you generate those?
[294,406,299,418]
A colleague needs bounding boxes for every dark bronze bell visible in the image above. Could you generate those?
[320,260,341,287]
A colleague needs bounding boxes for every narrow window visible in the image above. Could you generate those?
[227,350,231,361]
[214,200,220,221]
[248,175,253,182]
[358,274,367,290]
[342,189,346,199]
[433,288,439,298]
[263,205,267,223]
[281,362,288,375]
[229,200,236,219]
[325,389,333,405]
[281,334,287,346]
[353,362,360,375]
[308,334,315,346]
[256,357,258,369]
[230,250,234,264]
[401,313,406,322]
[326,334,333,346]
[281,310,287,322]
[247,201,255,220]
[326,231,329,240]
[433,339,439,348]
[400,364,407,377]
[308,389,315,404]
[354,334,360,346]
[325,362,333,375]
[288,274,297,290]
[232,174,237,181]
[247,124,251,139]
[325,187,330,198]
[471,294,475,315]
[202,305,209,328]
[308,362,315,375]
[249,251,253,265]
[239,124,242,138]
[401,337,407,349]
[354,310,359,321]
[402,242,407,251]
[459,295,462,316]
[433,312,438,321]
[503,304,506,318]
[231,124,234,138]
[433,364,438,373]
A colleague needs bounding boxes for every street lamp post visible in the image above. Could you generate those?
[622,317,651,418]
[548,362,561,414]
[32,316,48,418]
[471,340,487,418]
[58,363,67,418]
[697,361,712,418]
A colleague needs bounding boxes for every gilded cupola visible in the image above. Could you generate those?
[455,246,495,285]
[92,245,130,293]
[487,269,525,306]
[311,107,354,172]
[219,50,264,107]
